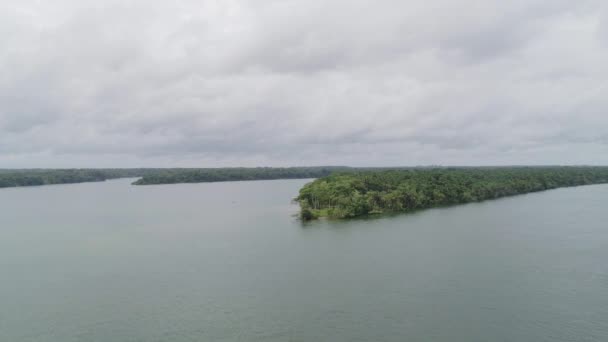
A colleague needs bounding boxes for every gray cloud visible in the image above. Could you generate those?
[1,0,607,167]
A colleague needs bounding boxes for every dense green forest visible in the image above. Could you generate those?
[0,167,353,188]
[296,167,608,220]
[131,167,352,185]
[0,169,160,188]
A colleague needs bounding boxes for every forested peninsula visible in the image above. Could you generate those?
[0,167,350,188]
[131,167,352,185]
[296,167,608,220]
[0,169,155,188]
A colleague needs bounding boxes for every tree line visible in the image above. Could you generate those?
[0,167,353,188]
[0,169,156,188]
[131,167,352,185]
[296,167,608,220]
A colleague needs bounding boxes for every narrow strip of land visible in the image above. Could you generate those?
[296,167,608,220]
[0,167,351,188]
[0,169,149,188]
[131,167,352,185]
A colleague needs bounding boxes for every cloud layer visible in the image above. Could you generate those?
[1,0,607,167]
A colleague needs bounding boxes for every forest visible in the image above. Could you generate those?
[131,167,352,185]
[0,167,352,188]
[296,167,608,220]
[0,169,158,188]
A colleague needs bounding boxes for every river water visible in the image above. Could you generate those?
[1,178,607,341]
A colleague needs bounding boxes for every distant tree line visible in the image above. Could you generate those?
[131,167,353,185]
[296,167,608,220]
[0,167,355,188]
[0,169,155,188]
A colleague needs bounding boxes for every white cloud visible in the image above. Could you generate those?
[0,0,607,167]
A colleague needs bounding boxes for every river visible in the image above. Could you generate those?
[1,178,607,341]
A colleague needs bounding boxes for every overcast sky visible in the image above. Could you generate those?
[1,0,607,167]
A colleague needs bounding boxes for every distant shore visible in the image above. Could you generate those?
[0,167,350,189]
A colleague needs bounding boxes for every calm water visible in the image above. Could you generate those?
[1,178,607,342]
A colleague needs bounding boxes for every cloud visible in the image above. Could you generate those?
[0,0,607,167]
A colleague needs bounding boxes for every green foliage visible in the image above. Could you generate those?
[132,167,353,185]
[299,202,318,221]
[0,169,145,188]
[0,167,353,188]
[296,167,608,220]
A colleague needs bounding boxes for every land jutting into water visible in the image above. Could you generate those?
[3,166,608,222]
[0,166,433,188]
[0,167,349,188]
[296,167,608,220]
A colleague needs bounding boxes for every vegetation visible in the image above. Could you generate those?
[0,167,352,188]
[131,167,352,185]
[5,167,608,222]
[296,167,608,220]
[0,169,157,188]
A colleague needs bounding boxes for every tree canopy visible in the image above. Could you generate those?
[0,167,352,188]
[0,169,146,188]
[131,167,353,185]
[296,167,608,220]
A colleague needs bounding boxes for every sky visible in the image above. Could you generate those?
[1,0,608,168]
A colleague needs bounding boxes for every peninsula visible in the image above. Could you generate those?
[296,167,608,220]
[0,167,351,188]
